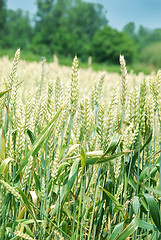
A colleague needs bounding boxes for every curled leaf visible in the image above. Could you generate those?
[29,191,37,206]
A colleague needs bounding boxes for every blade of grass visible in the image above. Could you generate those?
[0,157,13,176]
[85,151,128,165]
[144,193,161,232]
[0,88,11,98]
[100,187,124,211]
[16,105,64,177]
[51,158,80,216]
[116,217,138,240]
[108,222,124,240]
[138,220,157,231]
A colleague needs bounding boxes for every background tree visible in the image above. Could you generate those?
[0,0,7,47]
[1,0,161,67]
[5,9,32,50]
[32,0,107,59]
[91,26,137,64]
[32,0,72,55]
[140,42,161,67]
[123,22,136,38]
[65,1,107,59]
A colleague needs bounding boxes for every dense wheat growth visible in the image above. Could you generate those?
[0,49,161,239]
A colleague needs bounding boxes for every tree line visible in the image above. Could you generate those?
[0,0,161,66]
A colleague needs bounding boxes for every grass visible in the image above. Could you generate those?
[0,49,161,239]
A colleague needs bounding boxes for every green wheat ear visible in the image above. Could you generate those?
[14,231,36,240]
[0,180,21,200]
[120,54,127,106]
[55,74,63,112]
[9,48,21,88]
[1,49,161,239]
[70,56,79,116]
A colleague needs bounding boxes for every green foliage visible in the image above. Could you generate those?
[0,0,139,65]
[31,0,107,60]
[5,9,32,49]
[0,0,7,46]
[140,41,161,67]
[123,22,136,38]
[123,23,161,67]
[91,26,137,64]
[1,0,161,68]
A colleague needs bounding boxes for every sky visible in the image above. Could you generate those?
[7,0,161,31]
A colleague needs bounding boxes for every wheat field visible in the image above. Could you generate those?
[0,49,161,239]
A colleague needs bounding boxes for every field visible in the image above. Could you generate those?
[0,49,161,239]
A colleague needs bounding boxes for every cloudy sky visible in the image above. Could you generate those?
[7,0,161,31]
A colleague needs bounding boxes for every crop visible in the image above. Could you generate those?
[0,49,161,239]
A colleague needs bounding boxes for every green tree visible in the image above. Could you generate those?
[91,26,136,64]
[123,23,161,65]
[33,0,107,59]
[140,42,161,67]
[65,1,107,59]
[5,9,32,50]
[123,22,136,38]
[32,0,73,55]
[136,25,152,50]
[147,28,161,43]
[0,0,7,47]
